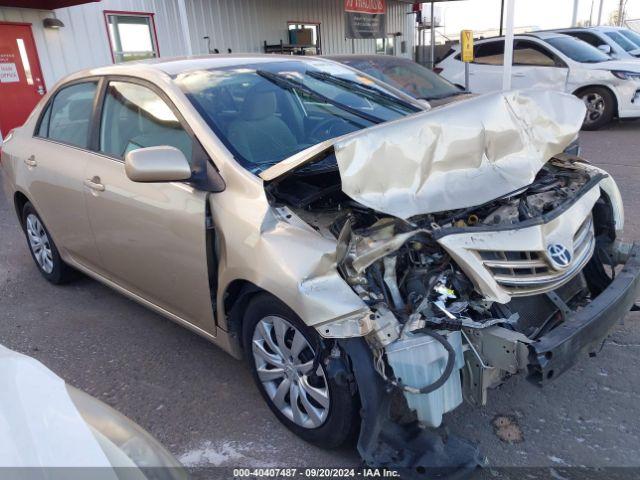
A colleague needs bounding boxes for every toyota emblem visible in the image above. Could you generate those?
[547,243,572,269]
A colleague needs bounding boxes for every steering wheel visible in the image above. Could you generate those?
[309,118,350,142]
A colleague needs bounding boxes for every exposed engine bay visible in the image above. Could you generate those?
[267,155,628,428]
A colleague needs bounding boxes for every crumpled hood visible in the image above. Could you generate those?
[333,89,585,219]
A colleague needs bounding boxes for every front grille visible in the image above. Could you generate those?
[477,215,595,296]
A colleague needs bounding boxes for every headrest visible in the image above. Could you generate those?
[241,87,277,121]
[68,98,93,121]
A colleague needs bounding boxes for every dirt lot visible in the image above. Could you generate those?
[1,121,640,473]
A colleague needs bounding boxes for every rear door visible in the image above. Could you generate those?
[83,78,215,333]
[468,40,505,93]
[0,23,46,139]
[510,40,569,92]
[22,80,101,269]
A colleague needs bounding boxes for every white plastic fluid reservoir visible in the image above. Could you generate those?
[385,330,464,428]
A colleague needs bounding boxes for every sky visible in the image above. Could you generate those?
[432,0,640,36]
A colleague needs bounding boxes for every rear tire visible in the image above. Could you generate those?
[579,86,615,131]
[242,293,359,449]
[22,202,76,284]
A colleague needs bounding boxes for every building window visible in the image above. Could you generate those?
[287,22,321,54]
[376,36,395,55]
[105,12,159,63]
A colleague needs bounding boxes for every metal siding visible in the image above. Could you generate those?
[1,0,413,88]
[184,0,413,56]
[1,0,187,88]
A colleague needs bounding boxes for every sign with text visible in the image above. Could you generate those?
[345,0,386,39]
[461,30,474,63]
[0,62,19,83]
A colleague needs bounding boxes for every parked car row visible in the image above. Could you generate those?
[437,30,640,130]
[557,26,640,60]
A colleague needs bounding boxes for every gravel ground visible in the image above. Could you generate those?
[1,120,639,474]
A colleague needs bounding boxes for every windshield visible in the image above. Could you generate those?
[618,29,640,49]
[176,61,418,174]
[546,36,611,63]
[604,31,639,52]
[335,57,461,100]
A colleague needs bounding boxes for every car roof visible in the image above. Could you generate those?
[323,54,412,63]
[63,54,343,82]
[519,31,569,40]
[551,26,624,34]
[463,31,571,47]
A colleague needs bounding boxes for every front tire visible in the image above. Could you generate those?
[580,86,615,130]
[242,293,359,448]
[22,202,76,284]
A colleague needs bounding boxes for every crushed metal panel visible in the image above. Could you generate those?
[334,90,586,219]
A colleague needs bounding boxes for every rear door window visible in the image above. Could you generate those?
[473,41,505,65]
[99,81,193,162]
[513,40,558,66]
[41,82,98,148]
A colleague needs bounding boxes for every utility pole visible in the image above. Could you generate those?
[618,0,625,26]
[499,0,505,36]
[572,0,580,26]
[597,0,604,25]
[502,0,515,91]
[430,1,436,70]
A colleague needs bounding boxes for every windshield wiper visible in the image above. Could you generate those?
[256,70,384,124]
[306,70,421,113]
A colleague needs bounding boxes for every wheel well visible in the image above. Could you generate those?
[223,279,266,348]
[573,84,619,117]
[13,191,29,224]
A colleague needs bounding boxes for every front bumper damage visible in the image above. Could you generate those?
[261,87,632,476]
[333,243,640,478]
[340,338,483,479]
[529,242,640,384]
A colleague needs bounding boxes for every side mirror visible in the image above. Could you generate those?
[125,146,192,183]
[598,44,612,55]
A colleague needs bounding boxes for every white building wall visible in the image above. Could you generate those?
[0,0,187,89]
[184,0,414,57]
[1,0,414,90]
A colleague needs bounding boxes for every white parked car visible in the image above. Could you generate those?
[0,345,187,479]
[437,32,640,129]
[553,26,640,60]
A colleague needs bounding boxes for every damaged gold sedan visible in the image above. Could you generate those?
[2,56,639,477]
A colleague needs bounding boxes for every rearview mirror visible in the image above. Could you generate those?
[125,146,192,183]
[598,44,612,55]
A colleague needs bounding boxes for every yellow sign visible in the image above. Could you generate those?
[461,30,474,63]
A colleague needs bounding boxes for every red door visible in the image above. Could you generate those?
[0,23,46,138]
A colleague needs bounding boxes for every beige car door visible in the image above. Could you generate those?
[83,79,216,333]
[24,80,102,270]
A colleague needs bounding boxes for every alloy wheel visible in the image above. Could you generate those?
[582,92,605,126]
[26,214,54,274]
[252,315,330,429]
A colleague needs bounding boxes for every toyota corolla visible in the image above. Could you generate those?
[2,56,639,476]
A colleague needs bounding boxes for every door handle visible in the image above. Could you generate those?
[24,155,37,167]
[84,176,105,192]
[513,73,526,77]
